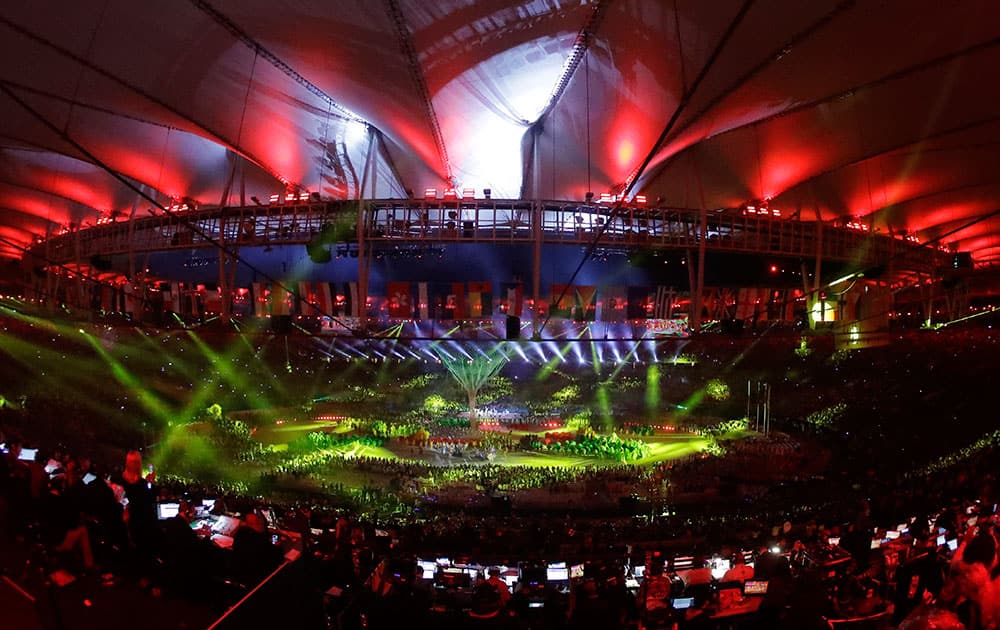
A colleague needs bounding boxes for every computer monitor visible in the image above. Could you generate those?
[503,574,518,588]
[570,564,585,579]
[671,597,695,610]
[710,558,731,580]
[937,534,947,547]
[157,502,180,520]
[948,539,959,551]
[18,447,37,462]
[632,564,645,578]
[521,565,546,586]
[885,530,900,540]
[672,556,694,570]
[546,565,569,582]
[417,560,436,580]
[82,473,97,485]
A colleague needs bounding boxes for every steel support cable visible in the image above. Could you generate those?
[638,31,1000,193]
[523,0,609,198]
[0,80,365,337]
[633,0,857,192]
[383,0,453,185]
[0,13,305,193]
[539,0,757,337]
[189,0,364,124]
[191,0,413,195]
[535,0,609,123]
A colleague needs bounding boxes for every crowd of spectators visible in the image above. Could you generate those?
[0,434,285,603]
[7,305,1000,626]
[4,410,1000,628]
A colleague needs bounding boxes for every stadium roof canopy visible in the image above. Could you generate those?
[0,0,998,264]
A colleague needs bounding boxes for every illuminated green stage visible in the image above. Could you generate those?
[253,418,712,468]
[0,303,752,506]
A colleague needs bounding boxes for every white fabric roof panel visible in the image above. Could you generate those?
[0,0,997,264]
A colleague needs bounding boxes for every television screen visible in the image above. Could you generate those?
[546,567,569,582]
[672,597,695,610]
[417,560,436,579]
[711,559,731,580]
[672,556,694,569]
[521,566,545,585]
[157,503,180,520]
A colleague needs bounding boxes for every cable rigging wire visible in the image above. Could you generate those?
[540,0,758,337]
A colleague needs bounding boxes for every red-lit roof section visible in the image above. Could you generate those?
[0,0,997,263]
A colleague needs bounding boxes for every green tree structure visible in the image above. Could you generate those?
[438,348,508,430]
